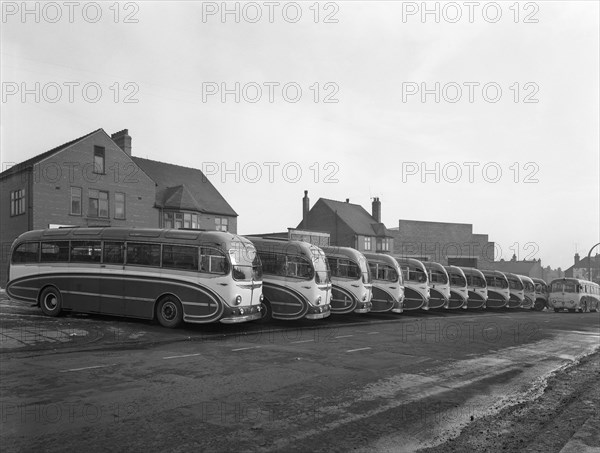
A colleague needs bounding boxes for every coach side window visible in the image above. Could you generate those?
[200,247,229,274]
[127,242,161,267]
[12,242,39,263]
[40,242,70,262]
[259,252,285,276]
[163,245,199,271]
[104,242,125,264]
[70,241,102,263]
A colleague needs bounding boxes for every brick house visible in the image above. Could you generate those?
[1,128,237,285]
[297,191,394,253]
[564,253,600,283]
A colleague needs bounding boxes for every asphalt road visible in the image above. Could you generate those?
[1,297,599,452]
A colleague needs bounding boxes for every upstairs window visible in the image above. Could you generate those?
[10,189,26,216]
[70,187,82,215]
[377,238,390,252]
[115,192,126,219]
[364,237,372,251]
[89,189,109,218]
[94,146,105,174]
[164,211,199,229]
[215,217,228,232]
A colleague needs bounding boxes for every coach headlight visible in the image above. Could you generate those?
[362,293,367,301]
[315,295,321,305]
[259,294,264,302]
[234,295,242,305]
[239,308,245,315]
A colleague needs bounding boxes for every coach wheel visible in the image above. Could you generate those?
[257,298,272,323]
[39,286,62,317]
[580,301,588,313]
[533,300,545,311]
[553,308,560,313]
[156,296,183,328]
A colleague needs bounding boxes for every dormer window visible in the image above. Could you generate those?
[377,238,390,252]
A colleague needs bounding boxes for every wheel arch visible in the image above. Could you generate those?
[154,292,182,320]
[37,284,60,307]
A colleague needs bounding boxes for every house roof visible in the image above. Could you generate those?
[1,128,238,218]
[564,255,599,273]
[0,128,103,179]
[132,157,237,217]
[306,198,392,237]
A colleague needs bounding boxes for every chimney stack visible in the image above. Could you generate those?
[345,198,350,203]
[574,253,580,265]
[111,129,132,156]
[302,190,310,229]
[372,197,381,223]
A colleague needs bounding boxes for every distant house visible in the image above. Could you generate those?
[297,191,393,253]
[1,128,237,285]
[484,256,544,279]
[564,253,600,283]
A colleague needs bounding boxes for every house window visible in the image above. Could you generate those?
[115,192,125,219]
[70,187,82,215]
[89,189,109,218]
[94,146,105,174]
[174,213,183,229]
[163,211,200,229]
[10,189,26,216]
[364,236,372,251]
[215,217,228,232]
[377,238,390,252]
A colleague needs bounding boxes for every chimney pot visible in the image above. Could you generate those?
[302,190,310,229]
[111,129,132,156]
[372,197,382,223]
[346,198,349,203]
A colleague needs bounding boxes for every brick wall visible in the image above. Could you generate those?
[0,170,33,285]
[392,219,494,266]
[31,131,157,230]
[302,201,355,248]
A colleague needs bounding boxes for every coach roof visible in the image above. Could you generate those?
[13,228,246,246]
[247,237,319,257]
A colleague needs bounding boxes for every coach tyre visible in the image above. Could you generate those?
[39,286,62,317]
[156,295,183,328]
[258,297,272,323]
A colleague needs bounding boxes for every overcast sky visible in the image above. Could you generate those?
[1,1,598,270]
